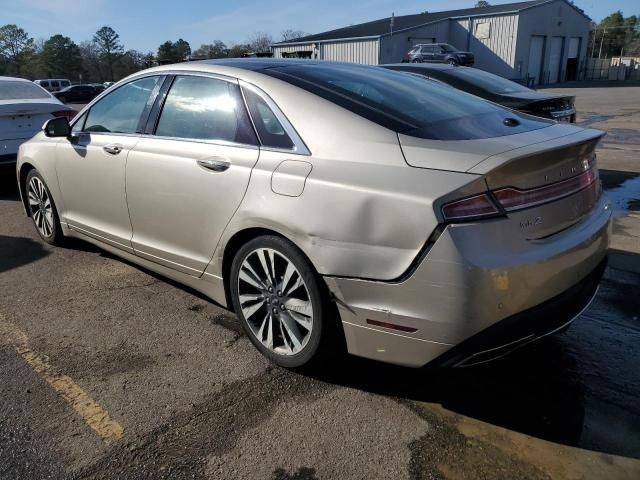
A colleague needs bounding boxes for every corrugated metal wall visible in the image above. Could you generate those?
[379,20,450,63]
[272,44,316,58]
[449,14,519,78]
[272,39,379,64]
[320,39,380,64]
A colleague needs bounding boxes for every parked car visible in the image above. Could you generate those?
[89,83,107,94]
[382,63,577,122]
[53,85,101,103]
[405,43,474,65]
[0,76,75,165]
[17,60,610,369]
[34,78,71,92]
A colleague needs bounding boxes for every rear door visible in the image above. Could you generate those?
[125,74,260,276]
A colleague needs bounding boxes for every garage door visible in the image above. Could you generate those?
[528,36,545,85]
[549,37,564,84]
[566,37,581,81]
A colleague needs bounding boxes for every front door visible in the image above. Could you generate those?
[125,74,260,276]
[56,75,162,251]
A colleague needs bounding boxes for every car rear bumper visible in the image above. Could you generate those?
[325,197,612,367]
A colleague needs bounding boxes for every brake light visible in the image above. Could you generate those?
[493,167,598,212]
[441,193,500,221]
[51,110,76,120]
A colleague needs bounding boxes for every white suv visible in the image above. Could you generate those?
[34,79,72,92]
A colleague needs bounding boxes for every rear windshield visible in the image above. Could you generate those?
[264,64,550,140]
[0,80,51,100]
[446,67,530,95]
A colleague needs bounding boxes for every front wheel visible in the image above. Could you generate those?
[26,170,64,245]
[446,58,458,66]
[230,235,334,368]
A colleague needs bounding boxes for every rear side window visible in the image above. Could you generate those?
[265,64,551,140]
[51,81,59,88]
[84,76,161,134]
[40,81,50,88]
[0,81,51,100]
[155,75,257,145]
[242,88,294,149]
[61,81,70,88]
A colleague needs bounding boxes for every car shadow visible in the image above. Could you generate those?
[0,235,50,274]
[0,166,20,201]
[306,337,587,449]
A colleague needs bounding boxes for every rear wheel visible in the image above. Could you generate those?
[411,58,422,63]
[447,58,458,66]
[230,235,333,368]
[26,170,64,245]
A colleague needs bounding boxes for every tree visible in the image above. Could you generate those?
[281,29,309,42]
[0,24,35,74]
[228,43,250,58]
[79,40,103,82]
[248,32,273,53]
[157,39,191,63]
[41,35,84,80]
[93,26,123,81]
[594,11,640,57]
[193,40,228,59]
[475,1,491,7]
[114,49,154,79]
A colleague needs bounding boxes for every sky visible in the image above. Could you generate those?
[2,0,638,53]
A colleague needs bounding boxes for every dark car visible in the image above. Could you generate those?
[405,43,474,66]
[53,85,100,103]
[382,63,576,122]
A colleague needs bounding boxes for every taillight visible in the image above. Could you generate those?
[441,193,500,221]
[441,164,599,222]
[52,110,76,120]
[493,167,598,212]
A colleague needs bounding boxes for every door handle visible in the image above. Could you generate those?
[197,158,230,172]
[103,143,123,155]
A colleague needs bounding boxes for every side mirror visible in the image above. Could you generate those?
[43,117,71,137]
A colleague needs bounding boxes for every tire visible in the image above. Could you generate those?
[411,58,422,63]
[447,58,458,66]
[25,169,64,246]
[230,235,337,369]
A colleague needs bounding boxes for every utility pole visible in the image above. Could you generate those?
[598,29,606,59]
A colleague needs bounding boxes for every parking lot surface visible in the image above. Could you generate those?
[1,86,639,479]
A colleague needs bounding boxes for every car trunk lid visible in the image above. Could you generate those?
[400,125,606,239]
[0,100,61,140]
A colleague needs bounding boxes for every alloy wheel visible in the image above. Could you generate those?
[28,176,54,238]
[237,248,314,356]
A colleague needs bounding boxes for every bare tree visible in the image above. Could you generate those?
[281,29,310,42]
[248,32,273,53]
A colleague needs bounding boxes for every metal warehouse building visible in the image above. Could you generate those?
[271,0,592,85]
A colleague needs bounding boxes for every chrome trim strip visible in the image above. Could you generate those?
[550,107,576,119]
[342,320,454,346]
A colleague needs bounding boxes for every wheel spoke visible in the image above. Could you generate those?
[241,298,264,320]
[265,313,274,350]
[257,249,274,286]
[277,317,294,354]
[284,274,303,296]
[28,192,39,206]
[239,267,265,291]
[280,313,303,352]
[281,262,295,293]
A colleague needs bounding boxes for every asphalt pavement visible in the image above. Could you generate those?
[0,86,639,479]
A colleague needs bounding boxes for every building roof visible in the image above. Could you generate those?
[273,0,588,45]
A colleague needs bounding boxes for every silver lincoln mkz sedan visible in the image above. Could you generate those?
[17,60,611,368]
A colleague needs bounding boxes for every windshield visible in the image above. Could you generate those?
[265,63,550,140]
[448,67,530,94]
[441,44,457,53]
[0,80,51,100]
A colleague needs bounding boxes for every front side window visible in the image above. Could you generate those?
[155,75,257,145]
[84,76,161,134]
[243,88,294,149]
[61,81,70,88]
[51,81,59,88]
